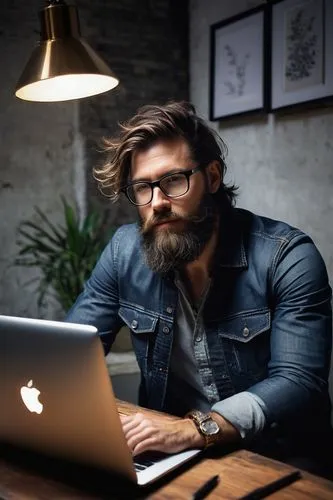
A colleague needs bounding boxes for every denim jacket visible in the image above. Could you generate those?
[66,208,332,450]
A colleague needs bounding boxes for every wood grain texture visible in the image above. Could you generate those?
[146,450,333,499]
[0,401,332,499]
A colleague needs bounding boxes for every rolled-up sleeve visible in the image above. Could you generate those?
[212,391,267,439]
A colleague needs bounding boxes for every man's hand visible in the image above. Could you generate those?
[120,412,205,456]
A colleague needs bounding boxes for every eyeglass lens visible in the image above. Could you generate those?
[127,172,189,205]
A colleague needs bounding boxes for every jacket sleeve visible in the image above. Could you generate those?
[248,231,332,424]
[65,227,124,354]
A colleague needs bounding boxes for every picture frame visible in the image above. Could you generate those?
[270,0,333,112]
[209,6,269,121]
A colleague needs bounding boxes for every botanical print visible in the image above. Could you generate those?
[223,44,251,97]
[283,0,324,92]
[212,11,264,119]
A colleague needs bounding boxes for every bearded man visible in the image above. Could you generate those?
[66,101,333,478]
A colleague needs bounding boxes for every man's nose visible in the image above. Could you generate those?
[151,186,170,210]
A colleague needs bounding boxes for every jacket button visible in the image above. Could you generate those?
[163,326,170,334]
[131,320,138,329]
[243,327,249,337]
[166,307,173,314]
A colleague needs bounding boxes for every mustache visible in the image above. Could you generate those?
[141,207,214,235]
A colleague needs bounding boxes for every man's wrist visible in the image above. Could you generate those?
[210,411,241,443]
[186,417,206,448]
[185,410,223,448]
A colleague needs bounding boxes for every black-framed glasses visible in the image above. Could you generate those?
[121,164,207,206]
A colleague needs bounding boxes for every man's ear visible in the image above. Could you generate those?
[206,161,222,194]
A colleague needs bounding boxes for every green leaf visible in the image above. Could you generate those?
[16,229,59,254]
[34,206,65,241]
[14,196,118,314]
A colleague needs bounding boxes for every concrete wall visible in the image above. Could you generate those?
[0,0,189,320]
[189,0,333,405]
[0,0,77,319]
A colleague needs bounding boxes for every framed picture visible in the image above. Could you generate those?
[209,6,269,121]
[270,0,333,111]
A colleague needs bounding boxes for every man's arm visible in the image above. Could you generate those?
[248,234,332,423]
[65,229,123,353]
[120,233,332,454]
[120,410,240,456]
[202,233,332,446]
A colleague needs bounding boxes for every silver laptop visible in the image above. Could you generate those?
[0,314,201,486]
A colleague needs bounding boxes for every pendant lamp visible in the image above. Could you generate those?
[15,0,119,102]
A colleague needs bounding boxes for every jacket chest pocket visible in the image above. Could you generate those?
[118,306,158,367]
[218,309,271,382]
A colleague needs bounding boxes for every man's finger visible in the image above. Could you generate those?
[120,412,143,423]
[119,414,131,423]
[132,436,162,457]
[127,427,159,452]
[124,419,149,441]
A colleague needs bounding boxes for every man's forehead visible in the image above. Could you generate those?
[131,138,192,171]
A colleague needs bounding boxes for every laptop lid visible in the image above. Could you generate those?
[0,315,200,486]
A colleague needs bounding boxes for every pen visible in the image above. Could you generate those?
[238,470,301,500]
[192,474,220,500]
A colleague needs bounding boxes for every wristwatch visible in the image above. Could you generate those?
[186,410,221,448]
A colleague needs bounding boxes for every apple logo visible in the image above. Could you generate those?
[20,379,44,414]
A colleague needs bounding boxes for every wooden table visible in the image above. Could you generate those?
[1,401,333,499]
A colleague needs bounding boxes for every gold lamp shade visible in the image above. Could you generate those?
[15,1,119,102]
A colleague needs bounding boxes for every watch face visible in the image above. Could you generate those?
[201,419,220,435]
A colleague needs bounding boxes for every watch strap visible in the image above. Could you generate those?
[186,410,221,448]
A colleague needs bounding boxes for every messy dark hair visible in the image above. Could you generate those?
[94,101,238,206]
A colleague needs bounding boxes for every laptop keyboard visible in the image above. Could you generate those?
[134,452,167,472]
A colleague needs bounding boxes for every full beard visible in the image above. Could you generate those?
[139,193,217,274]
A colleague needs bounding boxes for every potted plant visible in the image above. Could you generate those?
[15,197,116,314]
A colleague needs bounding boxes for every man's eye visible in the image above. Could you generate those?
[134,184,149,194]
[164,174,183,185]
